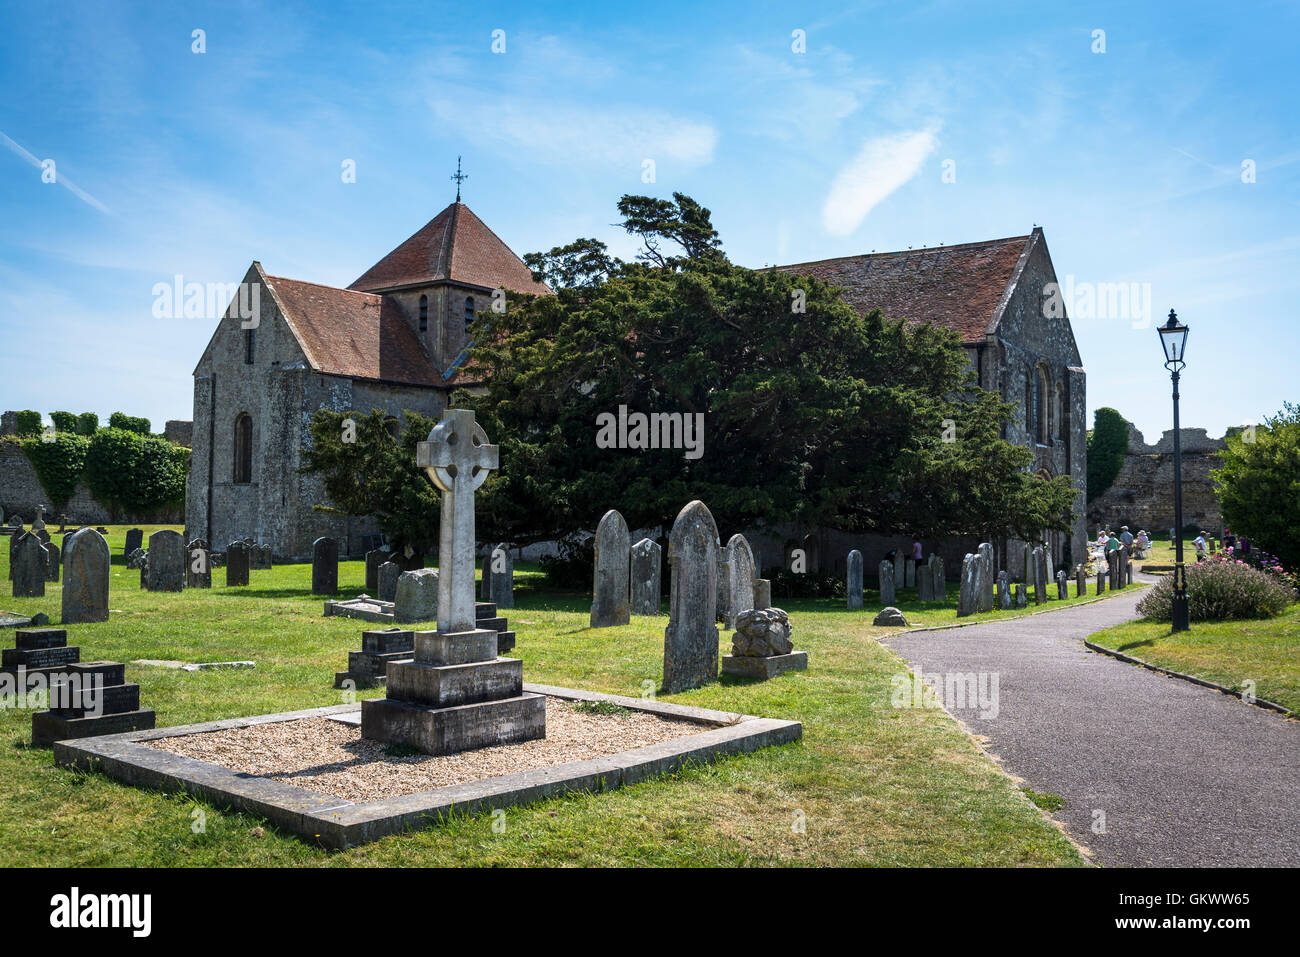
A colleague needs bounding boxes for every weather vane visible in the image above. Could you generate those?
[451,156,468,201]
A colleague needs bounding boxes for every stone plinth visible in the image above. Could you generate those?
[32,658,155,747]
[722,651,808,680]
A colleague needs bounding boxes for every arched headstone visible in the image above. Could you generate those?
[662,501,720,693]
[62,527,110,623]
[590,510,630,627]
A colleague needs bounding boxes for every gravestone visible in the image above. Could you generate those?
[725,534,756,628]
[378,561,401,603]
[362,408,545,754]
[1015,583,1027,608]
[722,608,807,679]
[226,541,250,586]
[930,554,946,602]
[123,528,143,557]
[126,547,147,569]
[893,551,904,591]
[31,506,46,534]
[312,537,339,595]
[878,560,896,606]
[145,530,184,592]
[394,567,439,624]
[1044,546,1055,586]
[1056,570,1068,600]
[590,509,631,628]
[1032,546,1047,605]
[998,570,1011,609]
[802,533,820,574]
[61,528,110,624]
[917,558,933,602]
[488,543,513,610]
[846,549,864,610]
[715,557,730,625]
[44,541,60,582]
[1022,542,1033,582]
[957,553,980,617]
[365,549,386,593]
[629,538,662,616]
[33,657,155,746]
[1075,565,1087,598]
[336,627,416,689]
[663,501,720,693]
[977,542,995,613]
[186,539,211,589]
[1127,552,1135,585]
[11,532,45,598]
[251,544,272,570]
[1096,568,1107,594]
[754,577,772,610]
[904,557,915,588]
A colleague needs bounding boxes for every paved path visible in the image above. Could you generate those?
[883,582,1300,867]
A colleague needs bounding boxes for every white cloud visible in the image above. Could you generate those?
[821,128,939,236]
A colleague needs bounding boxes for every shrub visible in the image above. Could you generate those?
[19,433,89,510]
[108,412,151,435]
[84,428,188,517]
[49,410,77,433]
[13,410,42,437]
[538,535,595,590]
[1137,557,1297,622]
[1214,401,1300,570]
[75,412,99,435]
[1086,407,1129,502]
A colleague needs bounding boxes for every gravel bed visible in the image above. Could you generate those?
[144,697,703,802]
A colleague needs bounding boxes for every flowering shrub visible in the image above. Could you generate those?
[1137,557,1297,622]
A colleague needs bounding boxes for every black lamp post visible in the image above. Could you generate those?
[1158,309,1190,631]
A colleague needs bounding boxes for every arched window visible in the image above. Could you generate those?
[464,296,475,336]
[233,414,253,484]
[418,295,428,332]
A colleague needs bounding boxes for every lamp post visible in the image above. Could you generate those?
[1158,309,1190,632]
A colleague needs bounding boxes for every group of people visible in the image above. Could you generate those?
[1093,526,1151,561]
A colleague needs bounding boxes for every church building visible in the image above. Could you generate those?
[186,201,549,559]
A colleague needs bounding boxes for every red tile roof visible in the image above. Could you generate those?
[263,274,446,387]
[348,202,550,297]
[777,233,1034,344]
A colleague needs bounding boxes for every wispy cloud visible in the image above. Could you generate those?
[821,127,939,236]
[0,130,111,214]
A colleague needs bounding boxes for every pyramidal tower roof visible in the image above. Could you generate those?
[348,202,550,296]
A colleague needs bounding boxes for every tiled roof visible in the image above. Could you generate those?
[348,202,551,297]
[777,232,1035,344]
[264,274,445,387]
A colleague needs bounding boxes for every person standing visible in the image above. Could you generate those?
[1193,531,1208,562]
[911,539,924,563]
[1119,526,1134,549]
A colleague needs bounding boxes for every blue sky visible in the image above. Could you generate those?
[2,0,1297,442]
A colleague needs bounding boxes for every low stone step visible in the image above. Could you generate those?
[2,645,80,670]
[32,708,156,748]
[475,602,497,620]
[50,682,140,718]
[15,628,68,650]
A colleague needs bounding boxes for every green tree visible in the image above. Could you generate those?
[84,428,188,518]
[13,410,42,437]
[300,410,441,554]
[108,412,151,435]
[1213,403,1300,569]
[49,410,77,433]
[1087,407,1128,501]
[75,412,99,435]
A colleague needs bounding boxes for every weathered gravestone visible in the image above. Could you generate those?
[44,541,60,582]
[998,570,1011,609]
[957,553,981,617]
[126,547,147,570]
[715,557,730,625]
[725,534,756,628]
[904,557,915,588]
[251,544,272,570]
[1056,570,1068,600]
[377,561,401,603]
[846,549,864,610]
[186,539,211,589]
[365,549,386,594]
[362,408,545,754]
[893,550,904,591]
[977,542,995,612]
[488,543,513,610]
[1015,583,1027,608]
[123,528,143,557]
[629,538,662,616]
[11,532,45,598]
[590,509,631,628]
[1096,568,1107,594]
[929,554,946,602]
[312,537,339,595]
[145,530,184,592]
[879,559,896,605]
[917,557,932,602]
[226,541,250,586]
[1032,546,1048,605]
[754,576,772,610]
[1126,551,1135,585]
[662,500,720,694]
[1075,564,1087,597]
[61,528,109,623]
[394,567,439,624]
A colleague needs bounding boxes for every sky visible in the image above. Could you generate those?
[1,0,1297,442]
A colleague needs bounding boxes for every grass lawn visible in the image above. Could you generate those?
[0,525,1089,866]
[1087,604,1300,715]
